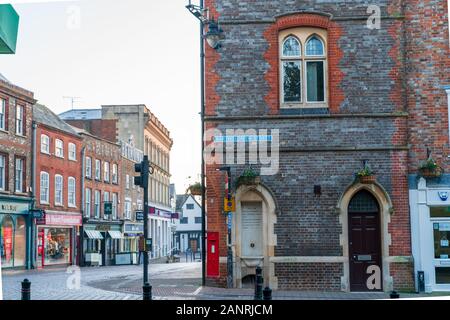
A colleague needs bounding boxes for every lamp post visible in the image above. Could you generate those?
[216,166,233,288]
[186,0,224,287]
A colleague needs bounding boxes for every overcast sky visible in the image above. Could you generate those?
[0,0,202,194]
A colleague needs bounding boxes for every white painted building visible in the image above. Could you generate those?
[175,195,202,253]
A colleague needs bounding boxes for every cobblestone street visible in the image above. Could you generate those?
[3,261,450,300]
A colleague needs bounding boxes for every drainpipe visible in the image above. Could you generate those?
[80,146,86,266]
[29,121,38,269]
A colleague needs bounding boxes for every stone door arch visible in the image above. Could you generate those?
[337,182,394,292]
[233,184,278,289]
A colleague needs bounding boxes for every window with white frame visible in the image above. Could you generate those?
[112,193,118,220]
[124,199,131,220]
[0,154,6,191]
[137,200,143,211]
[95,159,101,180]
[104,162,110,182]
[85,157,92,178]
[15,104,24,135]
[94,190,100,219]
[280,29,327,108]
[55,139,64,158]
[126,174,130,189]
[112,163,118,184]
[68,177,76,207]
[103,192,109,219]
[0,98,6,131]
[55,174,63,205]
[15,157,24,193]
[85,188,91,217]
[68,143,76,161]
[41,135,50,154]
[40,172,49,204]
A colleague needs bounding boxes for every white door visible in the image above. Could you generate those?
[241,202,263,257]
[432,220,450,290]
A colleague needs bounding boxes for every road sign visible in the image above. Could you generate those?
[104,202,112,215]
[135,211,144,221]
[224,196,235,212]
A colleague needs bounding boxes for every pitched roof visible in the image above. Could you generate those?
[59,108,102,120]
[33,104,80,136]
[176,194,202,212]
[176,194,189,212]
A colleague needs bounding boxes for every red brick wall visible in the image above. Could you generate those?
[405,0,450,172]
[66,119,118,143]
[263,13,345,115]
[35,125,83,212]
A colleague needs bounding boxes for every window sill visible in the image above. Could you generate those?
[14,191,27,196]
[40,202,50,206]
[279,107,329,116]
[15,133,26,138]
[0,128,8,134]
[41,151,51,155]
[54,204,64,207]
[68,205,77,209]
[0,190,10,194]
[55,155,64,159]
[69,158,77,162]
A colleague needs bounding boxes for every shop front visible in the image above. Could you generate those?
[117,222,143,265]
[35,212,82,268]
[0,198,32,269]
[411,177,450,292]
[83,223,123,266]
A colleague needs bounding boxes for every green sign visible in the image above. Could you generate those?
[104,202,112,215]
[0,5,19,54]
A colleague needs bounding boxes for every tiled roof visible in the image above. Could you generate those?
[33,104,80,136]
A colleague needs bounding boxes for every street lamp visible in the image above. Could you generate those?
[186,0,226,287]
[204,19,224,50]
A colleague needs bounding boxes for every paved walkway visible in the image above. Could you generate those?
[2,262,450,300]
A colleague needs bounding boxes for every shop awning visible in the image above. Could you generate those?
[85,230,104,239]
[0,5,19,54]
[108,231,123,239]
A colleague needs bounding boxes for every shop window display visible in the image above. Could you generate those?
[0,215,26,268]
[44,228,71,265]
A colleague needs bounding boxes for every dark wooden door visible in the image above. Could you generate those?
[348,212,382,291]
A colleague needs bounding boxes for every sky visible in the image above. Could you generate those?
[0,0,203,194]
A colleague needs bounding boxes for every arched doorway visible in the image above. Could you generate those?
[348,190,383,291]
[233,184,278,289]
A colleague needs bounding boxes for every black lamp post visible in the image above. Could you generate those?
[186,0,224,287]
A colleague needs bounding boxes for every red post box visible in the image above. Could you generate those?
[207,232,219,277]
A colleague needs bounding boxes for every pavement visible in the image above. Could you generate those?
[2,261,450,300]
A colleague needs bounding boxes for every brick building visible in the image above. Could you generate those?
[201,0,440,292]
[61,105,174,260]
[0,75,36,269]
[407,2,450,292]
[33,104,83,268]
[74,128,122,266]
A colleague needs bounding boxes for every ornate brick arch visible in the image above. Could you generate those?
[263,11,345,114]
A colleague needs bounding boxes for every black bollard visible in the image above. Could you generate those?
[254,266,263,300]
[263,287,272,300]
[390,291,400,299]
[143,282,152,300]
[21,279,31,301]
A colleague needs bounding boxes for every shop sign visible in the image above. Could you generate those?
[95,225,111,231]
[104,202,112,215]
[46,214,82,226]
[124,223,144,236]
[0,201,28,215]
[149,206,172,219]
[31,209,45,219]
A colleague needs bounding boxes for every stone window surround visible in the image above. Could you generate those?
[279,27,328,109]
